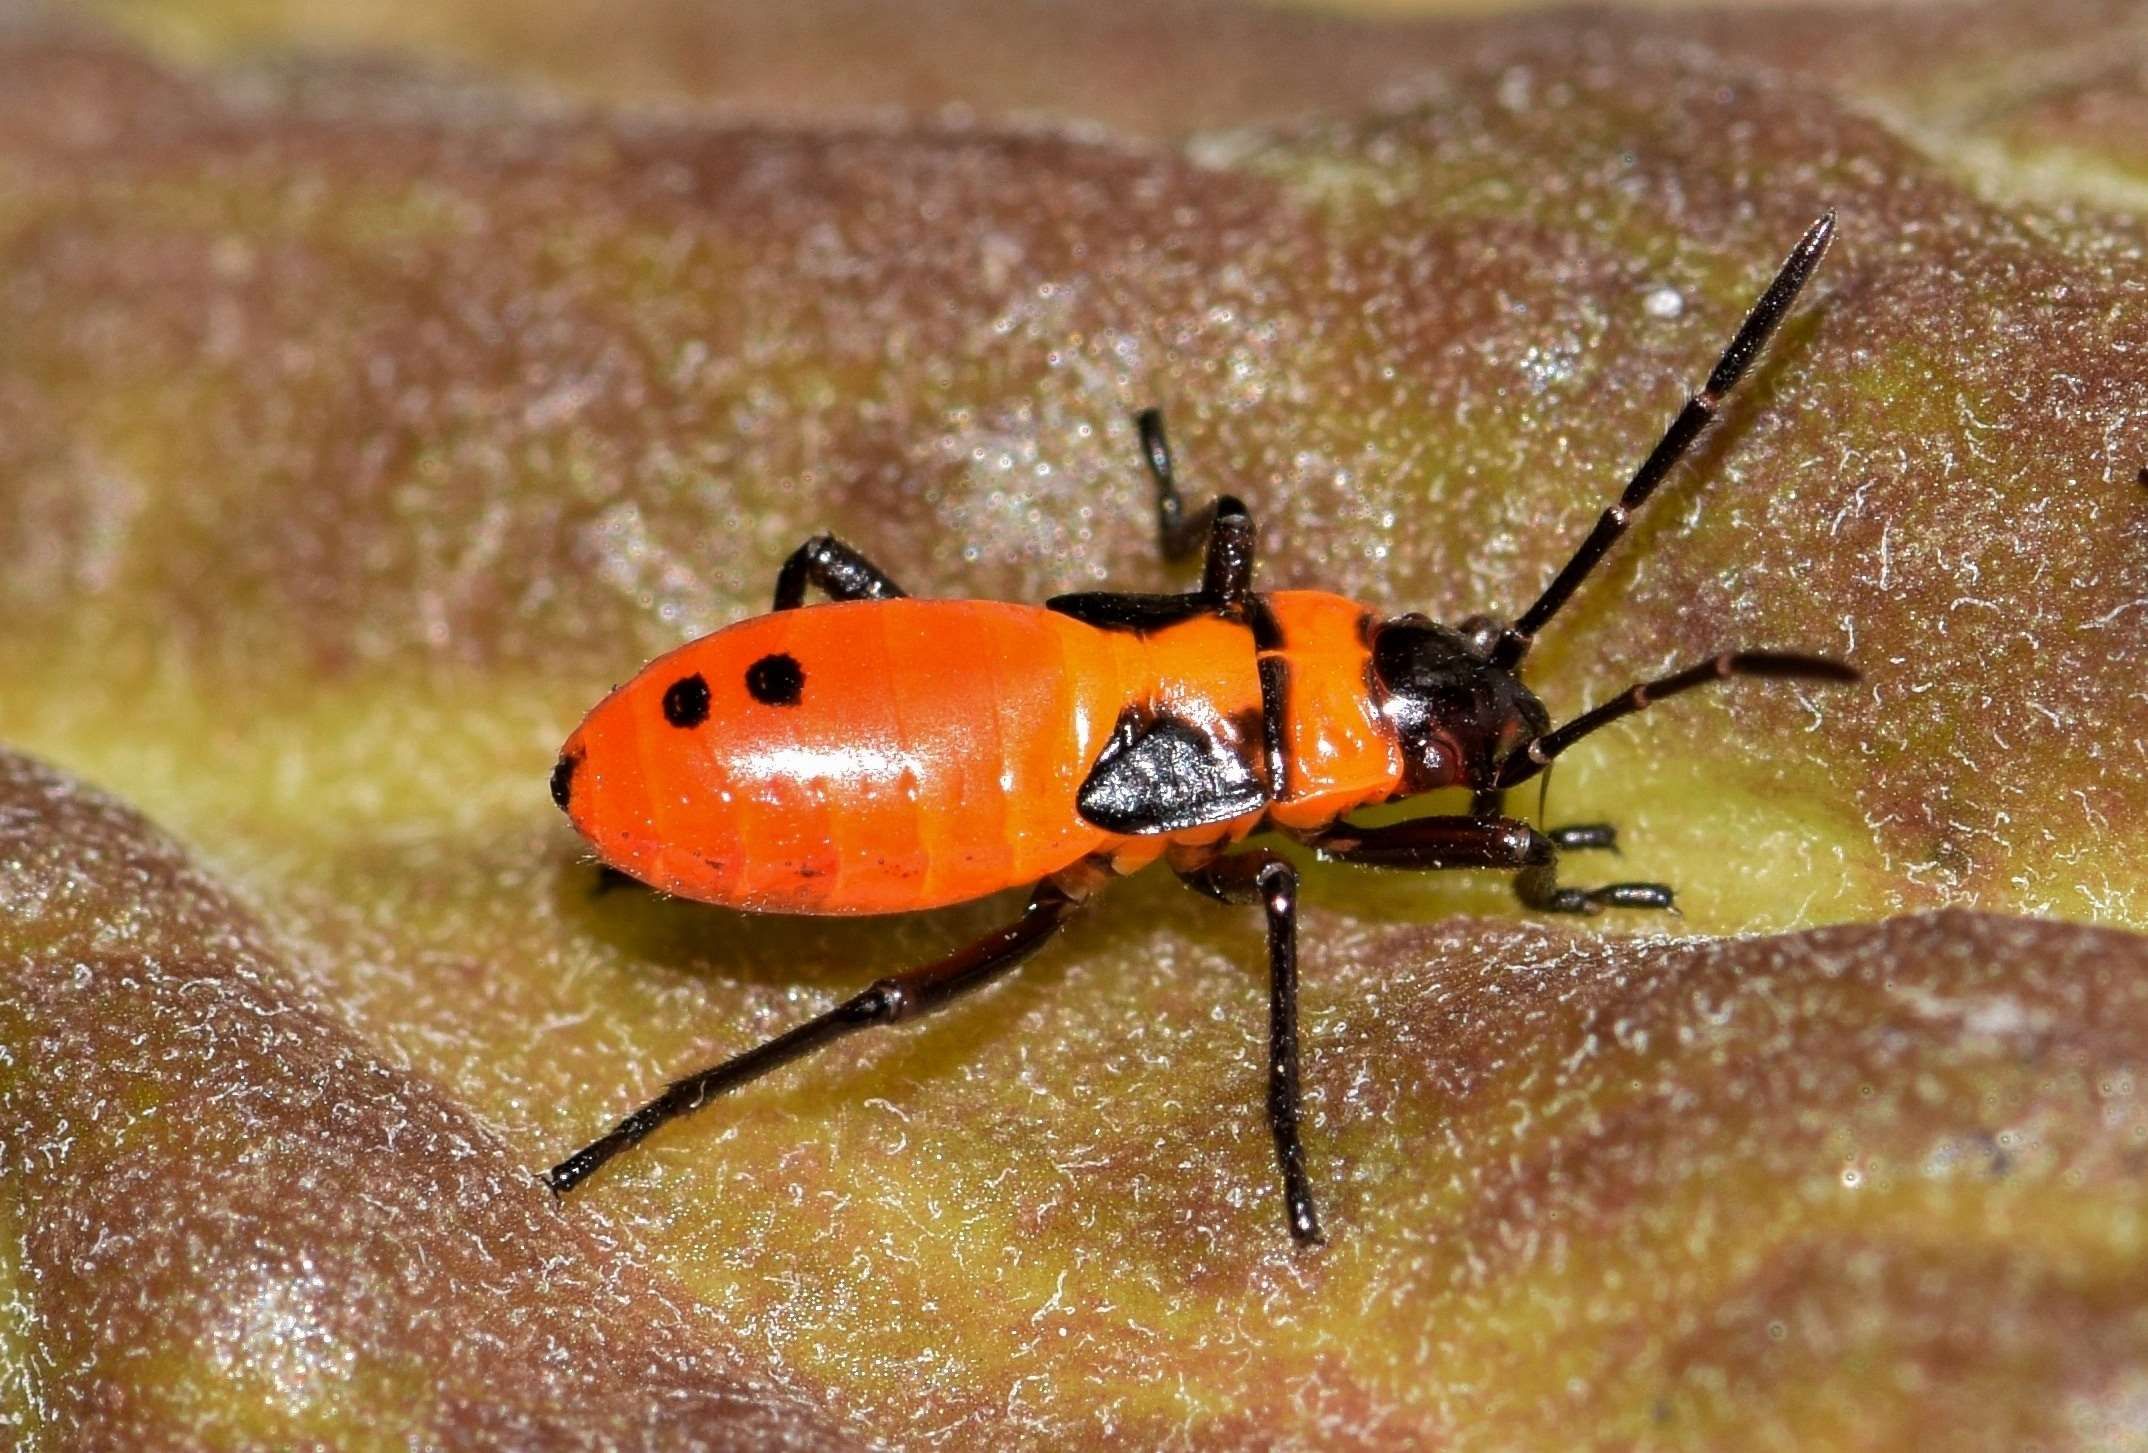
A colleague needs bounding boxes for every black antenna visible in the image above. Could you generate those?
[1488,211,1837,672]
[1496,651,1858,788]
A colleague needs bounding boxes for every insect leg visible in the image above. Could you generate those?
[1490,652,1859,912]
[1178,851,1322,1244]
[1309,814,1552,870]
[1513,864,1674,915]
[1470,788,1617,854]
[1133,408,1255,608]
[771,534,909,611]
[546,883,1075,1194]
[1137,407,1207,560]
[1313,813,1668,916]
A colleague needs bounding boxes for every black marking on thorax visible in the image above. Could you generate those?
[1056,589,1294,834]
[1246,595,1290,800]
[1075,705,1266,836]
[1046,591,1214,634]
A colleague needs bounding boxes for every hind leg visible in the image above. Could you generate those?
[548,882,1077,1193]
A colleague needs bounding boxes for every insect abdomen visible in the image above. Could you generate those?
[559,600,1135,913]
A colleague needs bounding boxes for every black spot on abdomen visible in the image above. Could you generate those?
[663,673,711,727]
[746,653,805,706]
[550,750,580,810]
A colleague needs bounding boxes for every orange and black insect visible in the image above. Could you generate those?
[546,213,1854,1243]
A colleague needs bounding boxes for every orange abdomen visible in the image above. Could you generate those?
[561,601,1152,913]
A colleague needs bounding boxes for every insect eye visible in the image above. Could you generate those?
[662,673,711,728]
[1454,615,1504,658]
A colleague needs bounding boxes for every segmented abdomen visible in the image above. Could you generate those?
[561,600,1139,913]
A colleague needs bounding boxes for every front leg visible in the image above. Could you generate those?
[1469,789,1664,910]
[1515,865,1674,915]
[1309,814,1551,871]
[1470,789,1619,854]
[1312,812,1673,915]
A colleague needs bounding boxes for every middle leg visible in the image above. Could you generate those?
[1132,407,1254,608]
[1178,850,1324,1245]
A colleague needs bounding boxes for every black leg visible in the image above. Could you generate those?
[1515,865,1673,915]
[546,883,1075,1194]
[771,534,909,611]
[1471,788,1618,853]
[1138,407,1209,561]
[1309,815,1551,871]
[1179,851,1323,1246]
[1134,408,1254,609]
[1310,813,1668,916]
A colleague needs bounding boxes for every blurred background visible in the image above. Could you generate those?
[5,0,2148,1449]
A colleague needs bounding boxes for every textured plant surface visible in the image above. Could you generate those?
[3,0,2147,1447]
